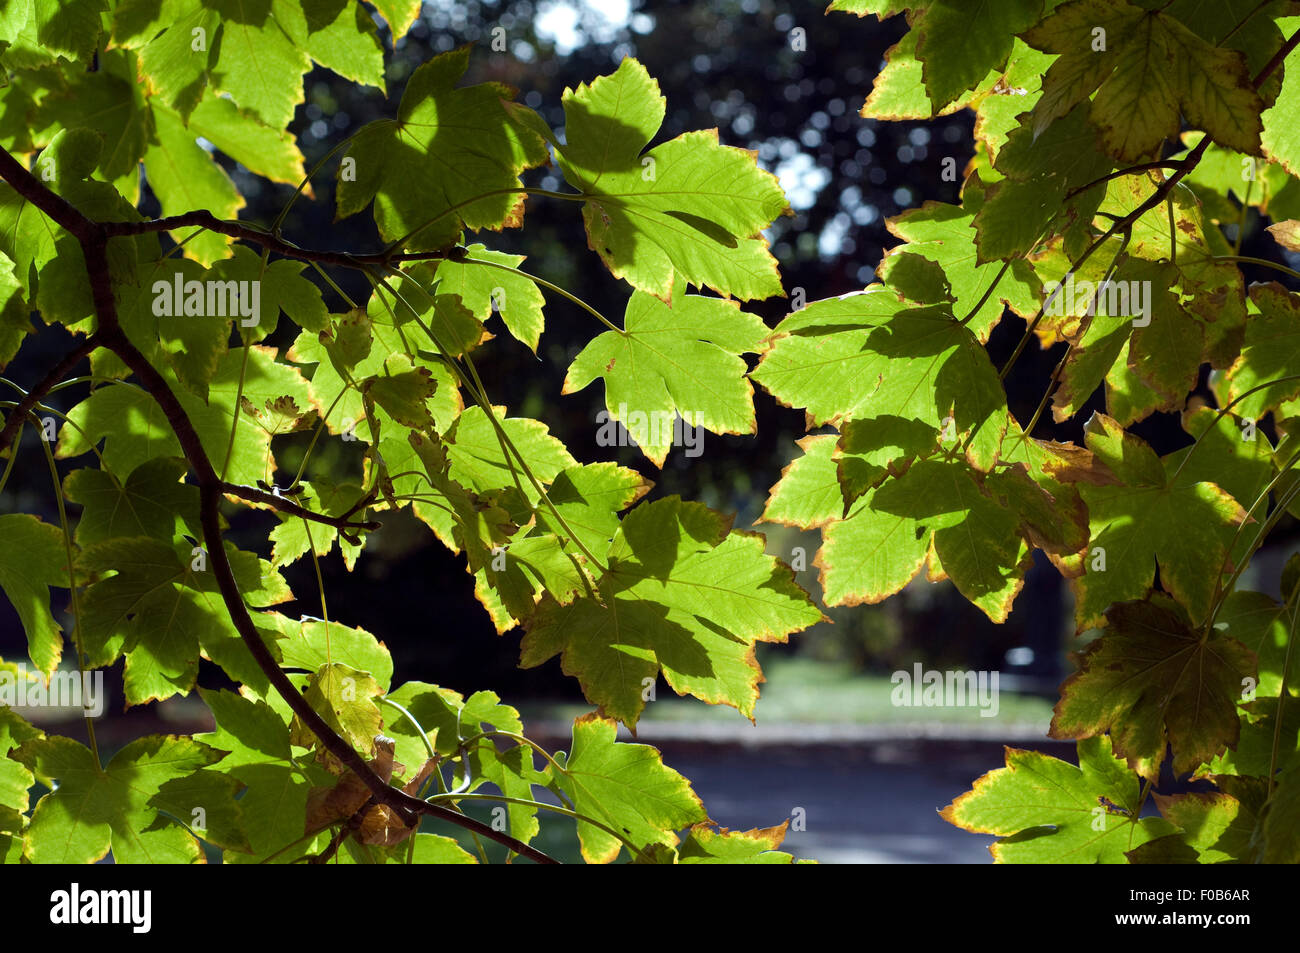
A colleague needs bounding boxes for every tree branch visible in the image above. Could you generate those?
[0,149,93,238]
[220,481,381,532]
[0,148,558,864]
[1062,161,1188,202]
[0,333,100,456]
[100,210,454,271]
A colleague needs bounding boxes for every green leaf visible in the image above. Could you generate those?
[1048,258,1204,423]
[201,0,311,129]
[142,103,243,266]
[1051,594,1256,780]
[555,58,789,301]
[1224,282,1300,419]
[402,429,517,571]
[972,41,1057,161]
[1071,413,1246,628]
[863,28,991,120]
[196,688,291,769]
[0,514,69,674]
[1100,171,1245,355]
[148,769,251,853]
[291,0,385,93]
[369,0,421,39]
[16,734,218,864]
[1262,14,1300,174]
[363,365,437,430]
[291,308,461,446]
[64,457,198,546]
[548,713,706,863]
[382,681,459,768]
[520,497,823,727]
[434,245,546,352]
[77,537,228,705]
[974,104,1110,262]
[184,346,314,485]
[1023,0,1264,161]
[187,92,307,185]
[473,529,589,632]
[564,285,770,466]
[196,688,320,862]
[534,461,652,559]
[289,662,385,758]
[912,0,1044,112]
[3,0,107,65]
[63,346,313,485]
[266,479,369,570]
[336,45,548,252]
[0,707,42,835]
[278,617,393,692]
[751,288,1008,470]
[1263,765,1300,862]
[670,822,795,864]
[818,458,1032,622]
[445,406,577,497]
[40,127,102,184]
[1165,405,1273,517]
[470,742,544,847]
[58,381,180,473]
[882,177,1041,340]
[1217,591,1295,699]
[760,433,845,529]
[134,2,219,118]
[826,0,911,16]
[1128,786,1263,863]
[36,51,151,181]
[339,832,477,864]
[941,735,1177,862]
[0,250,32,369]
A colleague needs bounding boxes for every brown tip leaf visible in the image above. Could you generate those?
[1050,594,1257,781]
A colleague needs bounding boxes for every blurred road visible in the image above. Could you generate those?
[651,738,1075,863]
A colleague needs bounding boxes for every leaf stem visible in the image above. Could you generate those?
[461,256,625,336]
[384,187,586,254]
[32,412,100,769]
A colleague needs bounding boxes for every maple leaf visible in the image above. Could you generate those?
[1051,594,1256,781]
[942,735,1177,863]
[751,287,1009,470]
[336,45,549,251]
[880,176,1041,341]
[520,497,823,727]
[1068,413,1247,629]
[1223,282,1300,418]
[547,714,706,863]
[1127,784,1265,863]
[554,58,789,301]
[0,514,70,675]
[817,457,1032,623]
[13,734,222,864]
[564,284,770,466]
[1023,0,1265,161]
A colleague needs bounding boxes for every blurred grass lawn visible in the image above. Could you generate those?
[519,656,1056,728]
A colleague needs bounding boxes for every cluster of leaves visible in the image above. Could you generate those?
[1,0,1298,866]
[820,0,1300,862]
[0,3,813,863]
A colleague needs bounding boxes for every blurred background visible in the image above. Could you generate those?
[2,0,1295,862]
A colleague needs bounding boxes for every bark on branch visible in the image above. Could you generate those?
[0,149,557,864]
